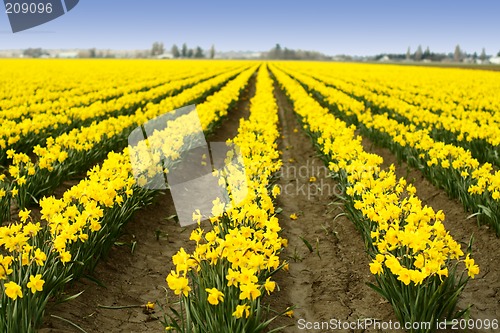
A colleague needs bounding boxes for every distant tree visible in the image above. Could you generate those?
[194,46,204,58]
[275,44,282,59]
[104,49,116,58]
[423,46,431,60]
[181,43,188,57]
[268,43,283,59]
[264,44,330,60]
[414,45,423,61]
[283,47,294,60]
[472,52,478,61]
[78,49,99,58]
[23,48,44,58]
[429,52,447,62]
[187,48,194,58]
[268,46,275,59]
[454,45,462,62]
[151,42,158,56]
[134,50,147,58]
[209,44,215,59]
[406,47,411,60]
[480,48,487,62]
[497,50,500,57]
[151,42,165,56]
[171,44,180,58]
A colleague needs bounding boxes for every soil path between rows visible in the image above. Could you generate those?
[267,80,394,333]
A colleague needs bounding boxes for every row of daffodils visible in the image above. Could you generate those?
[1,59,494,332]
[282,61,500,123]
[307,68,500,166]
[0,61,243,163]
[0,64,256,332]
[0,59,201,112]
[163,65,290,332]
[0,65,250,222]
[271,64,479,333]
[279,65,500,236]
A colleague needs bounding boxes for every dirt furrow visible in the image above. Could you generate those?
[268,81,394,333]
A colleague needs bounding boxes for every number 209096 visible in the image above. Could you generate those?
[5,2,53,14]
[449,318,498,330]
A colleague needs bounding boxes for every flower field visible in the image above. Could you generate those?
[0,59,499,333]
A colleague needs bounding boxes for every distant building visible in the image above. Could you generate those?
[0,50,20,58]
[156,53,173,59]
[57,52,79,58]
[489,57,500,65]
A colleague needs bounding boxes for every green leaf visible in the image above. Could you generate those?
[165,214,177,221]
[55,290,85,304]
[82,274,107,288]
[50,315,89,333]
[299,236,313,253]
[366,282,388,299]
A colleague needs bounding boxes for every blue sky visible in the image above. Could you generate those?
[1,0,499,56]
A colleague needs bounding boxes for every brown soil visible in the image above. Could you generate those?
[361,135,500,333]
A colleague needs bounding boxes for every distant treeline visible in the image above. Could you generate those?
[375,45,500,63]
[262,44,332,60]
[19,43,500,61]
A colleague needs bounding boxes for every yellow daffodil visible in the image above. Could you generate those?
[27,274,45,293]
[5,281,23,300]
[205,288,224,305]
